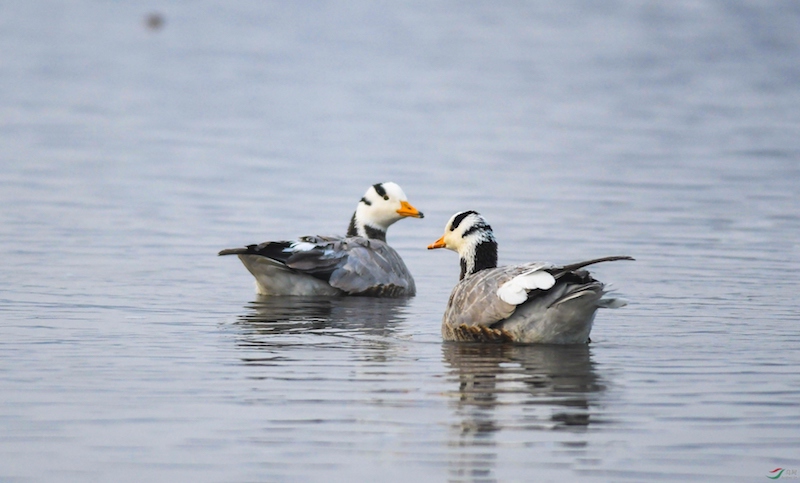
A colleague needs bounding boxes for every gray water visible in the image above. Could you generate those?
[2,1,800,481]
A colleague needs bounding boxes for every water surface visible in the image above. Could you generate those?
[1,1,799,481]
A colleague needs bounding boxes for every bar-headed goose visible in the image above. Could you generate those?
[428,211,632,343]
[220,182,423,297]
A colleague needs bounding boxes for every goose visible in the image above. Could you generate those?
[427,211,633,343]
[220,182,423,297]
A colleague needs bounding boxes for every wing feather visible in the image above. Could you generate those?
[443,263,553,329]
[222,235,415,296]
[497,268,555,305]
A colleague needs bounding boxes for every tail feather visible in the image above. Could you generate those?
[219,247,250,256]
[560,256,634,272]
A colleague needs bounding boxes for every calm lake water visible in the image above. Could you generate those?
[2,1,799,481]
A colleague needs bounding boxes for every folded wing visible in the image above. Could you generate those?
[220,235,415,296]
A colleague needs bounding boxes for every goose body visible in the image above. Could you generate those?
[428,211,632,343]
[220,182,423,297]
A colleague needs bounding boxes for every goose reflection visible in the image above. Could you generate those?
[234,295,410,353]
[443,343,604,482]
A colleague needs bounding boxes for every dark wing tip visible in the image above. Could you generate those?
[219,244,263,256]
[218,248,246,256]
[560,256,635,272]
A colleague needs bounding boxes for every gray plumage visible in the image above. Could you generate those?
[429,211,633,344]
[222,236,415,297]
[220,182,423,297]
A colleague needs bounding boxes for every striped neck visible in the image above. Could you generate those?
[347,212,387,241]
[459,239,498,280]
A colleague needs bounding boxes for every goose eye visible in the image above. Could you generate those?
[383,195,389,200]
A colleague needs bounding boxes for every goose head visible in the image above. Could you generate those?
[428,210,498,280]
[347,182,424,241]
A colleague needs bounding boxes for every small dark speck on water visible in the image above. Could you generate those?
[144,12,165,31]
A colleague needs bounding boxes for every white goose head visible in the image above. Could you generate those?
[428,210,498,280]
[347,182,424,241]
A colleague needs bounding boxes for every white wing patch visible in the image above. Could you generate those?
[290,241,318,252]
[497,269,556,305]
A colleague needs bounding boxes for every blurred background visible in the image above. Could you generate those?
[1,1,799,481]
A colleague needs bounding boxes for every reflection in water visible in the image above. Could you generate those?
[233,296,410,361]
[443,343,604,482]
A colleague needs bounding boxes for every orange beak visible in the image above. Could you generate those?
[427,236,446,250]
[397,200,424,218]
